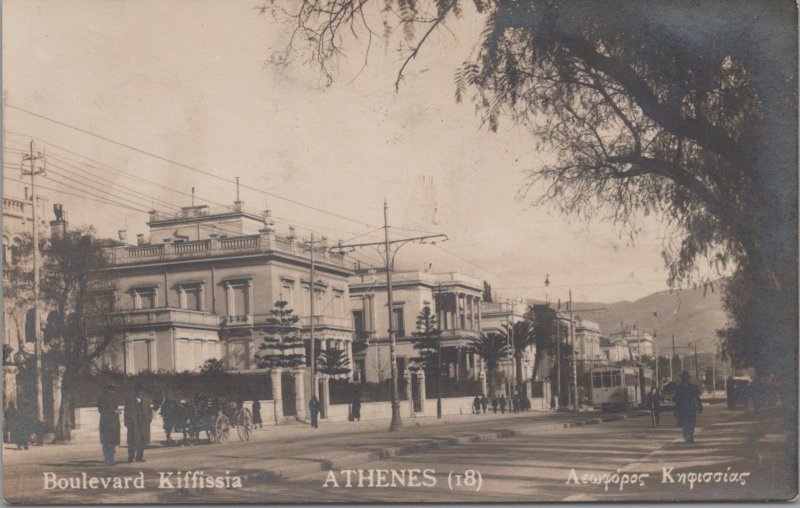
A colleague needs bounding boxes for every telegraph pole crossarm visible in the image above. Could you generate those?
[330,202,447,432]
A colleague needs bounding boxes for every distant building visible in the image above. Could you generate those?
[99,202,354,374]
[349,269,483,383]
[600,336,631,364]
[480,299,537,387]
[573,316,604,367]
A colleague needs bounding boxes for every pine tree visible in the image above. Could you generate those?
[317,349,351,378]
[410,305,441,378]
[256,300,305,369]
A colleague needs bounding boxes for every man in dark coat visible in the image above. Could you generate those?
[309,395,321,428]
[646,385,662,428]
[6,401,29,450]
[472,396,481,415]
[252,399,262,429]
[499,395,507,414]
[480,395,488,414]
[491,396,499,413]
[674,372,703,443]
[98,384,120,465]
[351,397,361,422]
[124,385,153,462]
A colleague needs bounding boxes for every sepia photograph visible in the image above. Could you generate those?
[1,0,797,504]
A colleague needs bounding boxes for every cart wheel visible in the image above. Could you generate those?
[215,414,230,444]
[236,408,253,442]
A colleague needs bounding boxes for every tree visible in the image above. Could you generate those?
[410,305,442,378]
[530,304,560,383]
[3,232,36,364]
[256,300,305,369]
[38,228,119,442]
[465,332,508,396]
[482,281,493,303]
[500,319,534,395]
[266,0,797,427]
[317,348,351,378]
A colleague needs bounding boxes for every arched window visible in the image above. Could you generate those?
[2,236,8,267]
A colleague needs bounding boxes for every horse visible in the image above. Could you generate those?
[152,391,192,445]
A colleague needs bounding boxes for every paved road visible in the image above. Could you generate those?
[3,405,792,503]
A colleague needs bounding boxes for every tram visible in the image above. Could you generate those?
[589,365,653,412]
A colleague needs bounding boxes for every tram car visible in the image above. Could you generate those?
[589,365,653,412]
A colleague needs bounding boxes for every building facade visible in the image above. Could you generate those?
[99,202,354,374]
[349,269,483,383]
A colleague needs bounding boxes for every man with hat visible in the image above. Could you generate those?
[674,371,703,443]
[98,383,120,465]
[124,384,153,462]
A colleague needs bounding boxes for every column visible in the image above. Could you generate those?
[270,368,283,424]
[479,370,487,396]
[477,298,482,332]
[294,368,307,421]
[246,280,253,316]
[51,365,66,430]
[3,365,18,411]
[405,369,414,415]
[346,340,354,380]
[418,369,426,414]
[320,375,330,420]
[469,296,475,330]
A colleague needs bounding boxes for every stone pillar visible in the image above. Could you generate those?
[346,340,354,380]
[293,368,307,421]
[3,365,18,410]
[270,368,283,424]
[417,369,426,414]
[479,370,487,396]
[405,369,414,415]
[319,375,330,420]
[51,365,66,429]
[477,298,482,331]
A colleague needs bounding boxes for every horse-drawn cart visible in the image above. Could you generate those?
[156,394,253,445]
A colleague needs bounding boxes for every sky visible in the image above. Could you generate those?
[2,0,686,304]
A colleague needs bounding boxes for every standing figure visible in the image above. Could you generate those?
[491,396,498,413]
[674,372,703,443]
[550,391,558,411]
[351,397,361,422]
[124,384,153,462]
[6,402,28,450]
[309,395,321,428]
[480,394,488,414]
[98,384,120,465]
[472,396,481,415]
[646,385,661,428]
[499,395,507,414]
[252,399,262,429]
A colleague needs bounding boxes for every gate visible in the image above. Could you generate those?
[411,372,422,413]
[281,371,296,416]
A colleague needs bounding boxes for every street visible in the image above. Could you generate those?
[3,404,792,504]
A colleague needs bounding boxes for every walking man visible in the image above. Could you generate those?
[472,395,482,415]
[646,385,661,428]
[480,394,488,414]
[124,384,153,462]
[674,372,703,443]
[98,384,120,465]
[351,397,361,422]
[491,396,498,414]
[499,395,507,414]
[309,395,321,428]
[252,399,262,429]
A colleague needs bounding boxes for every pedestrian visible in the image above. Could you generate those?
[309,395,321,428]
[98,383,120,465]
[480,394,488,414]
[491,396,498,414]
[252,399,262,429]
[499,395,506,414]
[550,392,557,411]
[351,397,361,422]
[674,372,703,443]
[124,384,153,462]
[726,382,735,409]
[473,395,482,415]
[6,401,29,450]
[646,385,661,428]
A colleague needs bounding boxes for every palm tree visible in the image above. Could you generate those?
[501,319,535,395]
[466,332,509,396]
[316,348,351,378]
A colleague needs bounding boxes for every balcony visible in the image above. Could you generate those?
[297,315,353,330]
[116,308,221,328]
[106,233,349,269]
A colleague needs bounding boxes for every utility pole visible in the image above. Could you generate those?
[330,200,446,432]
[693,342,699,386]
[436,284,443,419]
[671,334,676,380]
[555,300,561,407]
[22,140,46,425]
[569,289,578,411]
[309,231,316,398]
[712,344,716,396]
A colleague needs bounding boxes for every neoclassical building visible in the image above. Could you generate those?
[349,268,483,383]
[99,201,355,374]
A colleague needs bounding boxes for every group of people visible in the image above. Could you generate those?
[3,400,43,450]
[472,393,531,415]
[646,371,703,443]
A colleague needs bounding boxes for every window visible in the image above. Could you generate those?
[180,284,202,311]
[602,371,612,388]
[333,290,344,317]
[393,308,405,337]
[133,287,157,309]
[281,280,294,307]
[128,340,151,373]
[352,310,367,339]
[2,236,8,266]
[612,371,621,387]
[11,237,22,265]
[592,372,603,388]
[397,356,407,375]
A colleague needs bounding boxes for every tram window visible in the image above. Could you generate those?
[612,372,621,386]
[602,371,612,387]
[592,372,603,388]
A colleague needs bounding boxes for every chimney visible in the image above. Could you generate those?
[118,230,127,241]
[137,234,145,246]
